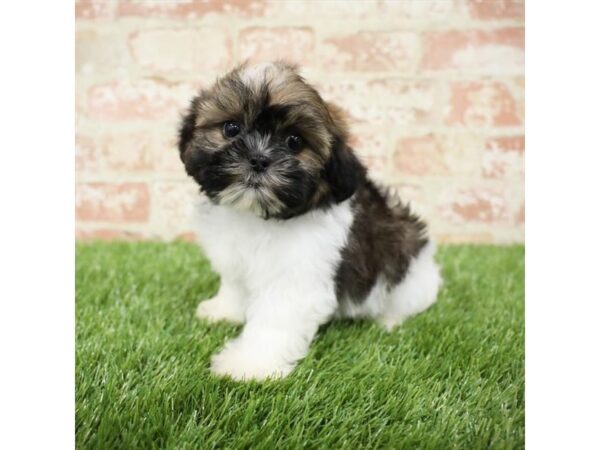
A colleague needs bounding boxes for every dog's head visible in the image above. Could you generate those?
[178,62,365,219]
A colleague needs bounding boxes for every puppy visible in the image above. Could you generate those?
[178,62,442,381]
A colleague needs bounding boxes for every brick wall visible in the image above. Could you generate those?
[75,0,525,243]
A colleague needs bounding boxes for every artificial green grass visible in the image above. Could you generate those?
[76,242,524,450]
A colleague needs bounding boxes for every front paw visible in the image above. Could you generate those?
[210,341,295,381]
[196,297,244,324]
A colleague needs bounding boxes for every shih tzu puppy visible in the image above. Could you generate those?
[178,61,442,381]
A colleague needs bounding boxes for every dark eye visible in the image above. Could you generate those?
[223,121,241,138]
[286,135,304,152]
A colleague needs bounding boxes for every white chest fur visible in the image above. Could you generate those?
[190,195,355,380]
[191,195,354,294]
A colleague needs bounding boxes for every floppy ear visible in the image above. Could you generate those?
[323,102,366,202]
[177,97,199,163]
[324,137,366,203]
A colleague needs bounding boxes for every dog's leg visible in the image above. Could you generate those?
[196,275,247,324]
[210,280,337,381]
[376,241,442,330]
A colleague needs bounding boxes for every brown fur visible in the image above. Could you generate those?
[178,62,432,305]
[178,61,363,219]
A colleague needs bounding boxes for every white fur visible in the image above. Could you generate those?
[195,279,246,324]
[191,195,441,380]
[192,195,353,380]
[239,62,287,91]
[240,62,275,86]
[335,241,442,330]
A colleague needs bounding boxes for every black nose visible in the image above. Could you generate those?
[249,155,271,172]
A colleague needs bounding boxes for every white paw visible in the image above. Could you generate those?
[377,315,406,331]
[196,297,244,324]
[210,341,295,381]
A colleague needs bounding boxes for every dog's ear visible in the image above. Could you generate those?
[323,103,366,203]
[178,97,199,163]
[324,138,366,203]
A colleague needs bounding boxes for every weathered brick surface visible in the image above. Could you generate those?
[321,31,420,72]
[76,183,150,223]
[150,181,199,240]
[439,188,511,224]
[116,0,266,19]
[446,80,522,127]
[394,133,482,176]
[129,28,232,72]
[264,0,465,20]
[482,136,525,178]
[515,202,525,225]
[239,27,315,66]
[87,79,196,121]
[468,0,525,20]
[75,0,525,243]
[76,30,130,74]
[77,132,187,179]
[349,129,390,180]
[75,0,116,20]
[318,79,439,126]
[422,28,524,73]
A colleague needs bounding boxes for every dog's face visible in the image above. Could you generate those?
[178,62,365,219]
